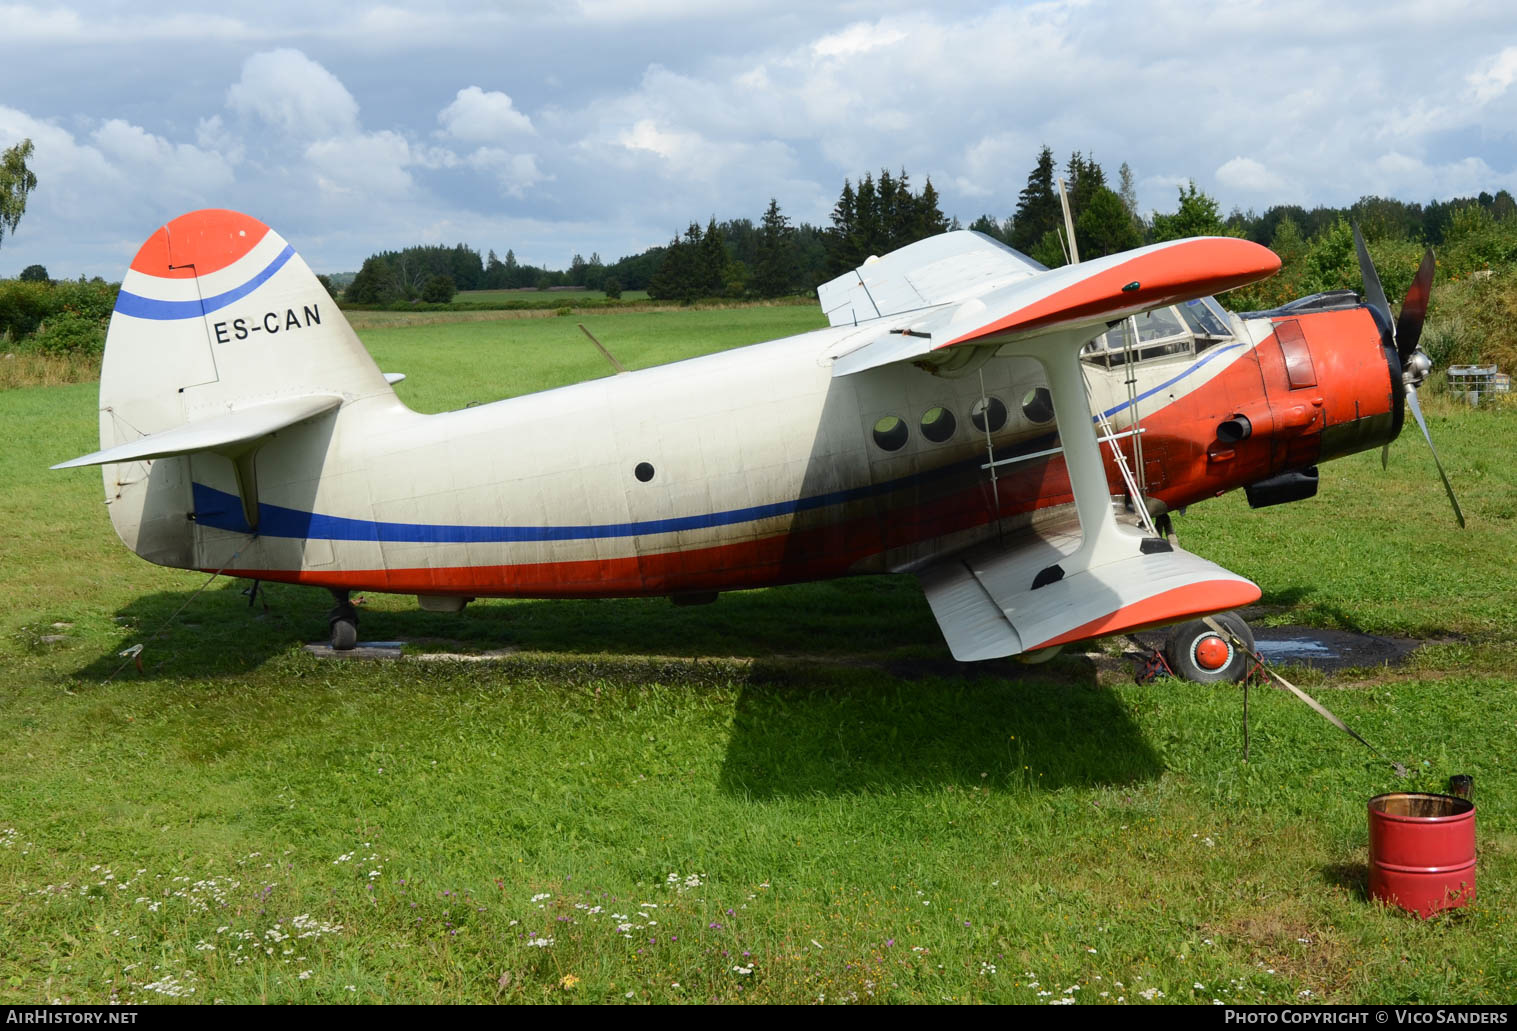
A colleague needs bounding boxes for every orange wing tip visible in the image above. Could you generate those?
[129,209,272,279]
[942,237,1281,348]
[1028,578,1263,651]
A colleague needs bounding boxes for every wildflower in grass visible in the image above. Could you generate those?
[561,974,580,990]
[526,934,554,948]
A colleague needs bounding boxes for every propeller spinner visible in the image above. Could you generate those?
[1353,225,1464,527]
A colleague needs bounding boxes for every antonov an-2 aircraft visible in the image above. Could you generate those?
[56,209,1456,682]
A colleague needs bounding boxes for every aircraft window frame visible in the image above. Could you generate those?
[1021,387,1055,424]
[920,406,957,443]
[969,396,1008,434]
[1178,298,1235,355]
[872,415,909,451]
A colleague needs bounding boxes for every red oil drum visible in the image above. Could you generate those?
[1368,793,1476,919]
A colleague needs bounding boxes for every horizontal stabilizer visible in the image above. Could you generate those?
[917,523,1260,661]
[53,394,342,469]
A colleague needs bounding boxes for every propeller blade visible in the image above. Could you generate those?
[1406,385,1465,528]
[1353,224,1392,326]
[1395,248,1436,363]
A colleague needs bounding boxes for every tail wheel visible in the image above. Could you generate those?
[327,589,358,651]
[330,617,358,651]
[1164,612,1254,683]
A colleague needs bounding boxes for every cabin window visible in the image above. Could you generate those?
[1021,387,1055,424]
[634,462,655,482]
[920,406,957,443]
[970,396,1007,433]
[872,415,909,451]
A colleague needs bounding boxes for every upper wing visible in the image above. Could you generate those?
[826,234,1280,377]
[816,230,1044,327]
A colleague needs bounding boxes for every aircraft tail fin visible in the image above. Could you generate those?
[97,208,394,450]
[62,209,397,565]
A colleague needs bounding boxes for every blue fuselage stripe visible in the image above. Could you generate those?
[114,245,298,321]
[1096,340,1244,420]
[189,344,1242,544]
[190,450,996,542]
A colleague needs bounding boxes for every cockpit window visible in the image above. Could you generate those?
[1082,297,1233,367]
[1132,307,1187,343]
[1179,297,1232,344]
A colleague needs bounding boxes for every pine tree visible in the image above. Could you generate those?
[1064,151,1106,216]
[854,173,880,260]
[700,217,729,297]
[826,179,859,275]
[916,177,949,238]
[755,197,796,298]
[1011,146,1059,253]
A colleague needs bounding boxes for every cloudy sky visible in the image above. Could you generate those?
[2,0,1515,278]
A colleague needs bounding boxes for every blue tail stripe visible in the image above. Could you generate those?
[114,245,297,321]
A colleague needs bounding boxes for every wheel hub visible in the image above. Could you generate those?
[1192,634,1233,672]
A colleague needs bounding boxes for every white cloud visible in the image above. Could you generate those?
[305,131,415,197]
[1468,46,1517,105]
[227,49,359,139]
[90,119,234,189]
[438,87,535,141]
[616,119,700,162]
[466,147,548,196]
[0,3,82,39]
[811,22,908,59]
[1215,156,1289,194]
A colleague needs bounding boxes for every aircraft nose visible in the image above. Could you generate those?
[1306,305,1405,464]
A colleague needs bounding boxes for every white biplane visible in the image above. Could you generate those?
[56,210,1455,680]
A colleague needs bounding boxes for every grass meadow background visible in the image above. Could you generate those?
[2,304,1515,1004]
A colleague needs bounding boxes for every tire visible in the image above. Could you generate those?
[1164,612,1254,683]
[330,617,358,651]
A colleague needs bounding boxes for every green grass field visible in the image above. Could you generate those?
[2,306,1515,1005]
[457,288,650,304]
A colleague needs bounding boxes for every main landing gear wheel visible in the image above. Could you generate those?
[1164,611,1254,684]
[328,589,358,651]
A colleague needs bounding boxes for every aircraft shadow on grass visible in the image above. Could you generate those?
[74,574,955,680]
[74,577,1165,796]
[716,658,1165,798]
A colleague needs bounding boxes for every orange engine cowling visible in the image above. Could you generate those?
[1257,305,1403,471]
